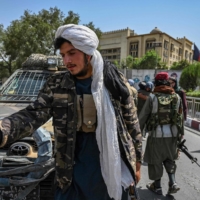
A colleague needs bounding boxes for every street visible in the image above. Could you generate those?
[137,127,200,200]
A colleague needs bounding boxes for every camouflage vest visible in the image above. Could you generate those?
[146,93,182,132]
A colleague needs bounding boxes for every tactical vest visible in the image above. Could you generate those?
[77,94,97,132]
[146,93,182,133]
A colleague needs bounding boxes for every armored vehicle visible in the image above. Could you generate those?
[0,54,66,200]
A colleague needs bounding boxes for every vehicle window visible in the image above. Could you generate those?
[0,70,50,101]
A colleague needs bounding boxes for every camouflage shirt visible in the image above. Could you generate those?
[0,63,142,192]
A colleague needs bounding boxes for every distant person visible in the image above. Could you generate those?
[139,72,184,195]
[170,72,178,79]
[137,81,153,139]
[169,76,187,120]
[137,81,153,116]
[144,75,150,83]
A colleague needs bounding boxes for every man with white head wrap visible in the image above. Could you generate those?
[0,24,142,200]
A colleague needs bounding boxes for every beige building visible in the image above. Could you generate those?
[99,28,135,63]
[99,27,193,67]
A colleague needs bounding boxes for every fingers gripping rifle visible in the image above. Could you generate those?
[177,139,200,167]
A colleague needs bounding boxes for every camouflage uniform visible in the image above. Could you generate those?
[0,62,142,193]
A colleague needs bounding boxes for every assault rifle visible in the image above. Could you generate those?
[177,139,200,167]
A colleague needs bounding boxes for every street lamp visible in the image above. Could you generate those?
[152,41,162,77]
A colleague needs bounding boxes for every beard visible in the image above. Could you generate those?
[75,55,90,78]
[75,64,89,78]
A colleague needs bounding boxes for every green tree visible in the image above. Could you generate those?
[138,50,163,69]
[0,7,101,77]
[113,60,120,68]
[84,21,102,39]
[179,63,200,91]
[170,59,190,70]
[119,55,134,69]
[120,50,166,69]
[131,57,140,69]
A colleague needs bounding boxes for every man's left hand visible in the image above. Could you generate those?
[136,162,141,184]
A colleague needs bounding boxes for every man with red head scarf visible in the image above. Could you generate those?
[139,72,184,196]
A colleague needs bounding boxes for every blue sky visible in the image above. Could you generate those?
[0,0,200,48]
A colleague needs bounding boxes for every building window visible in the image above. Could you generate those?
[164,40,169,50]
[146,40,155,49]
[179,48,182,56]
[190,53,192,60]
[130,42,139,57]
[163,50,168,57]
[130,51,138,57]
[170,44,175,52]
[100,48,121,62]
[185,50,188,59]
[130,42,138,50]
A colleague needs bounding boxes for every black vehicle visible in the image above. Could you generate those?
[0,54,66,200]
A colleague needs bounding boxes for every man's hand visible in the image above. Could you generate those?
[135,162,141,184]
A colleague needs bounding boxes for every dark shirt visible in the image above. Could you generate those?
[75,77,92,95]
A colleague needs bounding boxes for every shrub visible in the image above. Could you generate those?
[179,63,200,91]
[186,91,200,97]
[170,60,189,70]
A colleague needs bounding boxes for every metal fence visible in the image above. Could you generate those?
[186,96,200,121]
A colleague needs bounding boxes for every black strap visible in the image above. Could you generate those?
[0,129,2,145]
[103,61,129,101]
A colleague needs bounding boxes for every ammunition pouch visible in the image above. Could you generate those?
[77,94,97,132]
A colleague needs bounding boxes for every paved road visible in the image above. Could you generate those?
[137,127,200,200]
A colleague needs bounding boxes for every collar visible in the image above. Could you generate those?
[60,72,75,89]
[153,85,175,94]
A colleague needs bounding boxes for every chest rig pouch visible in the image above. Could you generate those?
[146,93,179,132]
[77,94,97,132]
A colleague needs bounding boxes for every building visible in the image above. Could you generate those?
[99,27,193,67]
[99,28,135,63]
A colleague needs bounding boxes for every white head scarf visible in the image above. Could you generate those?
[55,24,133,200]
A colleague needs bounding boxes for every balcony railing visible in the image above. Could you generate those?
[186,96,200,121]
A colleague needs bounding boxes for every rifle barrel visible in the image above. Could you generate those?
[178,140,200,167]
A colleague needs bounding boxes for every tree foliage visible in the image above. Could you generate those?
[0,7,102,76]
[120,55,133,69]
[170,59,190,70]
[116,50,168,69]
[179,63,200,91]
